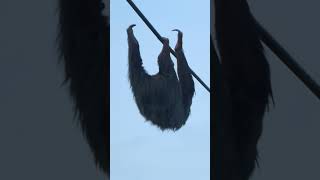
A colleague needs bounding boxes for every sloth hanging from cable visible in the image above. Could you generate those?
[57,0,109,175]
[214,0,274,179]
[127,24,195,130]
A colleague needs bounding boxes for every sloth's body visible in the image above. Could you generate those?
[214,0,273,179]
[57,0,109,174]
[127,25,195,130]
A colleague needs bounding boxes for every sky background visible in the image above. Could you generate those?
[110,1,210,180]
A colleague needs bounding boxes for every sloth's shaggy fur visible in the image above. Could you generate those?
[214,0,273,179]
[57,0,109,174]
[127,25,195,130]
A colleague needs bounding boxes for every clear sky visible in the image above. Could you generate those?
[110,0,210,180]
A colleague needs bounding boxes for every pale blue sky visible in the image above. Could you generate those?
[110,1,210,179]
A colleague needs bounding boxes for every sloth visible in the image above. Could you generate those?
[127,24,195,130]
[57,0,109,175]
[214,0,273,179]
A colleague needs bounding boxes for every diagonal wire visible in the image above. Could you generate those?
[255,19,320,100]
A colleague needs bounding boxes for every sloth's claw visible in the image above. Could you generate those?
[161,37,169,45]
[172,29,183,51]
[127,24,136,34]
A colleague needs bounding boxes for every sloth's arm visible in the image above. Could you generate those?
[173,30,195,113]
